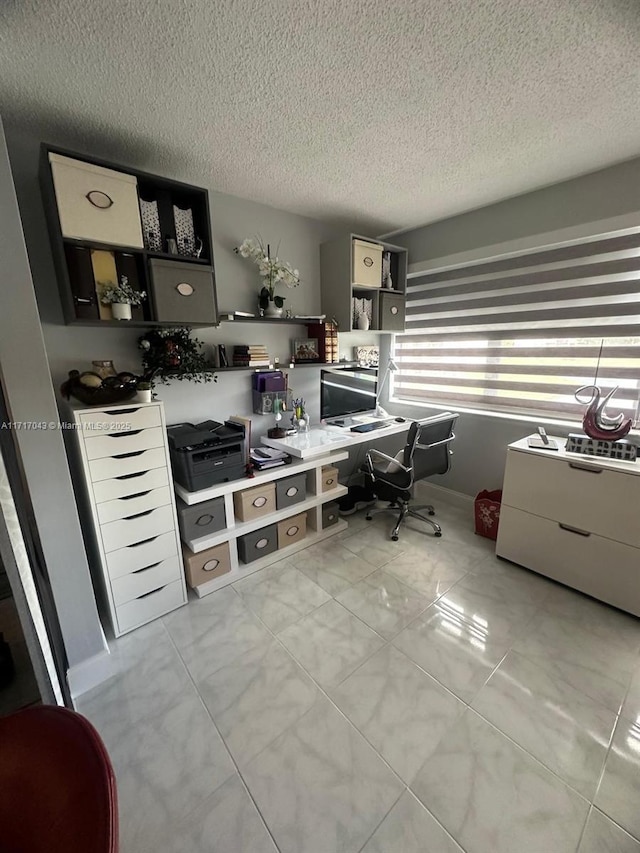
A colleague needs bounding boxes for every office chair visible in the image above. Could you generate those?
[363,412,458,540]
[0,705,119,852]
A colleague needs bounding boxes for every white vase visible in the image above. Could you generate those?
[136,389,152,403]
[357,313,370,331]
[263,299,283,318]
[112,302,132,321]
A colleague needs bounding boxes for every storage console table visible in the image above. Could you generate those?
[496,436,640,617]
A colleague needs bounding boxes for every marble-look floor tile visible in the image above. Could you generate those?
[199,639,318,765]
[456,566,552,609]
[340,523,407,567]
[279,600,384,688]
[234,563,331,632]
[159,774,278,853]
[377,544,469,600]
[542,583,640,654]
[243,697,404,853]
[361,790,464,853]
[622,662,640,721]
[162,586,271,682]
[336,569,430,639]
[298,540,378,595]
[594,713,640,840]
[412,709,589,853]
[513,610,636,713]
[105,692,235,853]
[472,650,616,798]
[393,599,508,703]
[579,808,640,853]
[332,644,464,783]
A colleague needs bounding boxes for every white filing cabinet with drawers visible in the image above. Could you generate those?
[64,400,187,636]
[496,436,640,617]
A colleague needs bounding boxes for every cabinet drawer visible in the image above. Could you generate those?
[101,504,175,552]
[496,505,640,617]
[49,153,144,248]
[93,466,169,503]
[234,482,276,522]
[78,405,161,436]
[115,579,185,635]
[96,485,172,525]
[84,427,164,460]
[503,449,640,548]
[105,531,178,580]
[111,556,183,606]
[89,446,167,483]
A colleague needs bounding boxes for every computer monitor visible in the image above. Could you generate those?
[320,367,378,421]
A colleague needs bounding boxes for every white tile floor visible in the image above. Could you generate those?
[76,496,640,853]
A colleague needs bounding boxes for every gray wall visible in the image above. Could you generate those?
[389,158,640,497]
[0,117,106,671]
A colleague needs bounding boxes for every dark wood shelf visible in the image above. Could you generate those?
[61,318,218,329]
[146,251,211,265]
[63,236,145,255]
[219,313,325,325]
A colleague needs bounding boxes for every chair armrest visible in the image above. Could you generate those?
[365,448,411,475]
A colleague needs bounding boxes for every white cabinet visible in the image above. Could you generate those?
[65,400,187,636]
[496,437,640,616]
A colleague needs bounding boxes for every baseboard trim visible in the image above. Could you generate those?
[415,481,474,511]
[67,648,113,704]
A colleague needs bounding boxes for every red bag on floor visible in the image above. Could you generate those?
[474,490,502,540]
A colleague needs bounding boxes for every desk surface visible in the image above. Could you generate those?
[261,420,411,459]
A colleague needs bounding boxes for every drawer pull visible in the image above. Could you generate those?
[123,509,154,521]
[86,189,114,209]
[196,514,215,526]
[286,525,299,537]
[113,450,145,459]
[108,407,140,416]
[136,585,166,600]
[132,561,161,574]
[108,429,143,439]
[559,523,591,537]
[118,490,152,501]
[326,478,334,485]
[253,496,268,508]
[255,537,269,550]
[116,470,149,481]
[286,487,298,497]
[203,559,220,572]
[126,536,158,548]
[568,461,603,474]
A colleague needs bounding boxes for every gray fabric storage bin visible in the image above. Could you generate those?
[176,495,226,542]
[322,501,339,529]
[237,523,278,564]
[377,290,405,332]
[149,258,217,324]
[275,472,307,510]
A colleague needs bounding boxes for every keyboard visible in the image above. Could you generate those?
[350,421,388,433]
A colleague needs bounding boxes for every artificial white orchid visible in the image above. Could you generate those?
[235,236,300,306]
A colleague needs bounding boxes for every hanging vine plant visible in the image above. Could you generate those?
[138,327,216,384]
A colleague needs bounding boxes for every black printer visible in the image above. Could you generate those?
[167,420,246,492]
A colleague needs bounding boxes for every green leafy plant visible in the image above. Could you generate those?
[136,380,152,391]
[138,327,216,384]
[234,236,300,308]
[99,275,146,306]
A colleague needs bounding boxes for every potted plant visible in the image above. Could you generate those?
[234,237,300,317]
[138,327,216,384]
[136,380,153,402]
[99,275,146,321]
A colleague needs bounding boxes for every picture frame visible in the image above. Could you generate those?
[293,338,320,362]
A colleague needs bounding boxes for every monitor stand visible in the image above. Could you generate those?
[325,412,377,428]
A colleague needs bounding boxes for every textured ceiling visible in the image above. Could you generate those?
[1,0,639,232]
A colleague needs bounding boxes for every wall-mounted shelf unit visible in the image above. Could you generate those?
[320,233,408,333]
[39,144,219,327]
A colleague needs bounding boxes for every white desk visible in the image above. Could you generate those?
[261,420,412,459]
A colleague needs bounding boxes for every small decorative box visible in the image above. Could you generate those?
[566,433,638,462]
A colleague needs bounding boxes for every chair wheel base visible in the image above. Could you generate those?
[428,509,435,516]
[392,535,399,541]
[366,515,372,521]
[434,531,442,537]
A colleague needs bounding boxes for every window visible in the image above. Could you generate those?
[393,230,640,421]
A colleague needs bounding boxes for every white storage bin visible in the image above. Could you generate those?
[49,153,144,248]
[352,239,383,288]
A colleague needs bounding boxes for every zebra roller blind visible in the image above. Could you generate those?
[393,229,640,420]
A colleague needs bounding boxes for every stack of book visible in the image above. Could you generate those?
[306,322,339,363]
[250,447,290,470]
[232,344,271,367]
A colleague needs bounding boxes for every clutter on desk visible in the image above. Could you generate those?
[290,398,309,433]
[167,419,246,491]
[250,447,291,470]
[252,370,292,415]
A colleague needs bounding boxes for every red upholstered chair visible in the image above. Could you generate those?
[0,705,118,852]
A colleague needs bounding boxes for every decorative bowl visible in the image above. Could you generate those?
[60,371,139,407]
